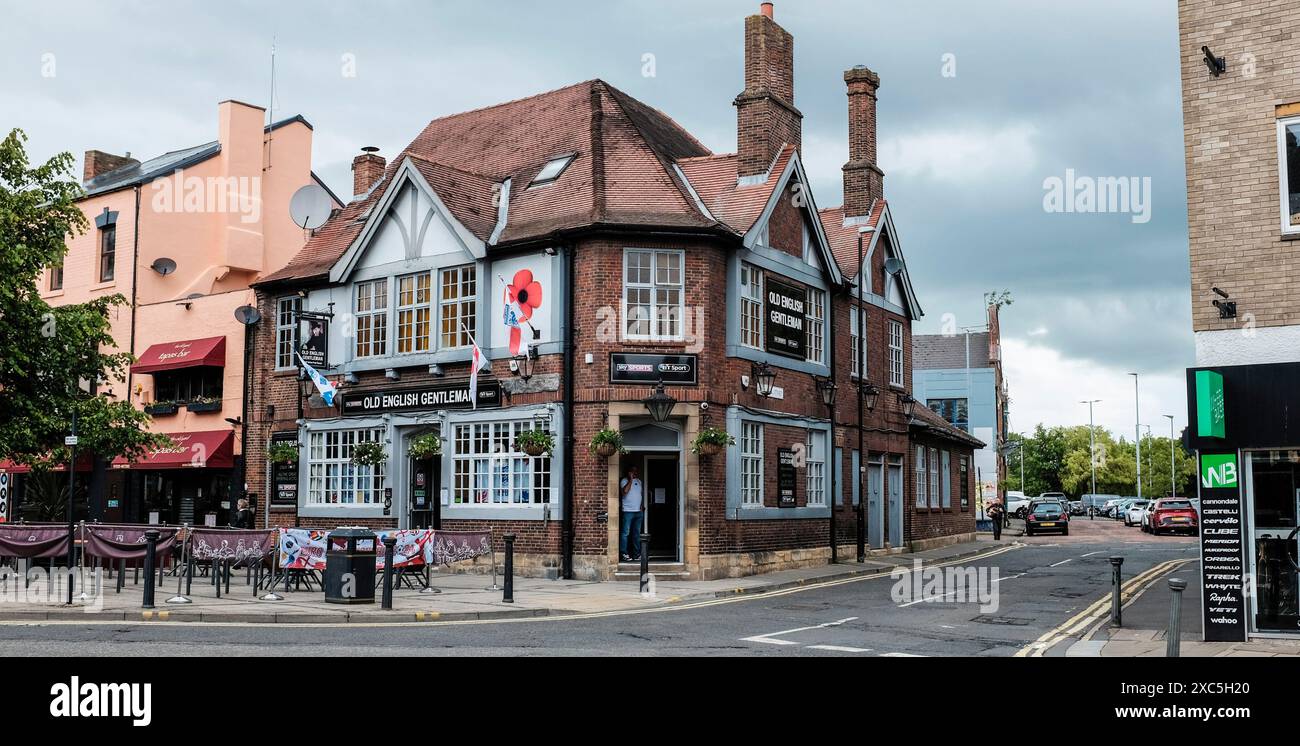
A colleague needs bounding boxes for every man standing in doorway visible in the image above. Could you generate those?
[620,466,644,561]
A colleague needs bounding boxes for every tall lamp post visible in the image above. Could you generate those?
[1129,373,1142,499]
[65,407,78,605]
[816,377,838,564]
[1081,399,1100,497]
[858,384,880,562]
[1163,414,1176,498]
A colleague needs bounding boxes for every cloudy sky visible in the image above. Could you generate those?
[0,0,1191,439]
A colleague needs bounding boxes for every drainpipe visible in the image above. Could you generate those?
[561,242,575,579]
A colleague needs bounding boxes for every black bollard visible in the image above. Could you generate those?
[639,531,651,594]
[1109,556,1124,627]
[186,556,194,596]
[142,530,160,609]
[1167,577,1187,657]
[224,558,231,595]
[116,558,125,594]
[215,560,222,599]
[502,534,515,603]
[381,536,396,610]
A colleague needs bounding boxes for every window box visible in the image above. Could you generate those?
[145,402,178,416]
[185,399,223,413]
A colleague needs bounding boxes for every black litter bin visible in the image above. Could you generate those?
[324,527,378,604]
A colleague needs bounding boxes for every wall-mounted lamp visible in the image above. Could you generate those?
[643,379,677,423]
[513,345,539,382]
[752,362,776,398]
[1202,45,1227,77]
[861,383,880,412]
[899,393,917,419]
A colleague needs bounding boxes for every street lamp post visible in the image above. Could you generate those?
[1164,414,1176,498]
[65,407,78,605]
[1129,373,1142,499]
[1140,424,1153,495]
[1081,399,1100,497]
[817,377,838,565]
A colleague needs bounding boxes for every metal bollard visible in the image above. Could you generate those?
[141,530,160,609]
[215,559,222,599]
[116,558,125,594]
[224,558,232,595]
[502,534,515,603]
[639,531,651,594]
[1166,577,1187,657]
[1109,556,1124,627]
[381,536,396,610]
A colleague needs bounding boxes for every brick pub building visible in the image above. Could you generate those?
[244,3,979,580]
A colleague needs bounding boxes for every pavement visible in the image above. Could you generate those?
[0,537,1003,624]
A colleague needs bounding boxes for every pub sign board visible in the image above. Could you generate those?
[764,275,807,360]
[341,380,502,415]
[778,448,798,507]
[609,353,698,386]
[298,317,329,368]
[1198,452,1247,642]
[270,431,299,507]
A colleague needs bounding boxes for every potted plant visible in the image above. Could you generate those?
[186,395,223,413]
[351,441,388,468]
[144,400,178,416]
[267,441,299,465]
[407,433,442,461]
[515,429,554,457]
[691,427,735,457]
[588,428,625,458]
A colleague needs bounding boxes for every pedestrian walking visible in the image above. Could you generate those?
[987,499,1004,541]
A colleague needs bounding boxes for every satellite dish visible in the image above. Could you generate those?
[289,184,334,230]
[884,257,904,275]
[234,305,262,326]
[150,257,177,276]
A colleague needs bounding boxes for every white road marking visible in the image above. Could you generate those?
[1050,559,1073,567]
[993,573,1026,583]
[899,590,962,607]
[880,652,926,657]
[1080,551,1102,557]
[740,616,858,646]
[807,644,872,653]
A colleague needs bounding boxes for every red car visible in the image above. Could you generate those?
[1147,498,1199,536]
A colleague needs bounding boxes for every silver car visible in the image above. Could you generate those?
[1124,500,1150,526]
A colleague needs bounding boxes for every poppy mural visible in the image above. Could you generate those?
[502,268,544,355]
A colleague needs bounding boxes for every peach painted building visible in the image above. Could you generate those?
[9,100,339,526]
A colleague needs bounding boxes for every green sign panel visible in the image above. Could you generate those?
[1195,369,1225,438]
[1201,453,1238,489]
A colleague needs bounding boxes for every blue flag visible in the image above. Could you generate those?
[296,352,338,407]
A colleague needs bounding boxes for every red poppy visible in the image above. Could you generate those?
[506,269,544,355]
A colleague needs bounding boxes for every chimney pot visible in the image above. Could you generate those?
[351,148,386,200]
[761,2,774,18]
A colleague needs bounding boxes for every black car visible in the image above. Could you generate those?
[1024,501,1069,536]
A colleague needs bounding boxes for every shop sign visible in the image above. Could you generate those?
[270,431,299,507]
[764,276,806,360]
[609,353,698,385]
[341,380,502,415]
[778,448,798,507]
[1198,452,1247,642]
[1195,369,1225,438]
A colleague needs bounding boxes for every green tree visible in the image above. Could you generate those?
[0,129,168,468]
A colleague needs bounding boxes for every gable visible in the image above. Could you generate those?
[330,158,486,283]
[742,151,843,287]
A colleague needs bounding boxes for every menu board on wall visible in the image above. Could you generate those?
[778,448,797,508]
[1198,453,1247,642]
[270,431,299,508]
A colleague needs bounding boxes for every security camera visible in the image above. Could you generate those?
[1202,46,1227,77]
[1212,299,1237,319]
[699,402,709,411]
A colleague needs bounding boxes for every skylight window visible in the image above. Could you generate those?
[530,154,575,187]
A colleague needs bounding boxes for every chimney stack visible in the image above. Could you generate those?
[83,150,139,183]
[842,65,884,218]
[734,3,802,177]
[351,147,386,199]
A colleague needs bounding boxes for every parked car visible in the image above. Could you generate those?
[1068,500,1086,516]
[1146,498,1199,535]
[1110,498,1139,518]
[1005,490,1030,519]
[1124,500,1150,526]
[1082,494,1121,516]
[1025,501,1069,536]
[1101,498,1125,517]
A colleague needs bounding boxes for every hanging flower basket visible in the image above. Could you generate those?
[407,433,442,461]
[351,441,388,468]
[515,429,554,457]
[267,441,300,465]
[588,428,625,459]
[691,427,735,457]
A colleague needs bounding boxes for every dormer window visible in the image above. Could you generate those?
[529,154,575,187]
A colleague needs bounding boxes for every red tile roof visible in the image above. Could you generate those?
[818,199,886,279]
[677,145,796,237]
[912,404,986,449]
[259,80,721,286]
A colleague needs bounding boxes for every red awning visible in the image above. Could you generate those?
[131,336,226,374]
[0,457,94,474]
[111,430,235,470]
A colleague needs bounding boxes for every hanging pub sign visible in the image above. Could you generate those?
[1198,452,1247,641]
[341,380,502,416]
[298,316,329,368]
[270,431,299,507]
[609,353,698,386]
[764,275,806,360]
[778,448,798,507]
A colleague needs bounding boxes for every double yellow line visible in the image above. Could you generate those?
[1014,557,1196,657]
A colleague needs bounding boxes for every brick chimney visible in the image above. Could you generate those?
[83,150,139,183]
[842,65,884,218]
[352,147,386,199]
[734,3,802,177]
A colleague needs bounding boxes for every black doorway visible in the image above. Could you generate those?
[409,457,439,529]
[644,454,680,561]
